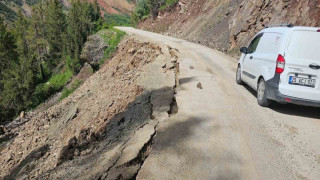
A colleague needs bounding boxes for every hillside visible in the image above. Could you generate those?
[0,34,179,179]
[95,0,135,16]
[138,0,320,54]
[0,0,134,22]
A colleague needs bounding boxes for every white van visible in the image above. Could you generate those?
[236,24,320,107]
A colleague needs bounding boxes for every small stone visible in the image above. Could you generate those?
[189,66,194,70]
[20,111,25,119]
[128,48,136,54]
[197,82,203,89]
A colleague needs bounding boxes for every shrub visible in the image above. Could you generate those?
[104,13,131,27]
[98,29,126,64]
[131,0,150,25]
[31,68,73,108]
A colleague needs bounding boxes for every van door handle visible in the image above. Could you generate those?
[309,64,320,70]
[250,56,253,59]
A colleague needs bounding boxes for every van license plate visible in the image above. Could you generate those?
[289,76,316,88]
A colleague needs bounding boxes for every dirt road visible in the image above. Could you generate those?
[116,27,320,180]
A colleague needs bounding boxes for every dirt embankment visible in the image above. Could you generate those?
[139,0,320,54]
[0,37,180,179]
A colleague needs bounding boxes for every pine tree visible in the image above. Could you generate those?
[46,0,67,65]
[0,17,18,124]
[0,12,37,122]
[28,2,49,81]
[147,0,164,17]
[66,0,99,73]
[0,17,18,86]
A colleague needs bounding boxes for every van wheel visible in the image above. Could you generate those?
[236,65,244,85]
[257,78,271,107]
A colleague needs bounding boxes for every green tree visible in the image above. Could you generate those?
[131,0,150,24]
[0,12,37,122]
[66,0,101,73]
[0,17,17,84]
[46,0,67,65]
[0,17,18,124]
[28,2,49,81]
[147,0,164,17]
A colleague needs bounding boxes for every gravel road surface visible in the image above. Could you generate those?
[117,27,320,180]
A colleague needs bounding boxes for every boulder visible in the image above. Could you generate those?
[80,34,108,66]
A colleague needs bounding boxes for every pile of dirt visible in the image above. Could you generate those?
[0,37,180,179]
[139,0,320,54]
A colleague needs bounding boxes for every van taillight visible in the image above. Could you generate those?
[276,54,285,74]
[317,29,320,32]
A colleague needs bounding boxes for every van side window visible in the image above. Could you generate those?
[248,33,263,53]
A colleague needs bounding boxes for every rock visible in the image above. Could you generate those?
[128,48,136,55]
[80,34,108,66]
[197,82,203,89]
[0,125,5,135]
[20,111,25,119]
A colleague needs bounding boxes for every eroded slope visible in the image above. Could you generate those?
[139,0,320,53]
[0,37,180,179]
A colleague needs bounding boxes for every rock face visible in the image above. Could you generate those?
[80,34,107,66]
[0,37,179,180]
[139,0,320,54]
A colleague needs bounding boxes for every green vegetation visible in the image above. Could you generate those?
[98,28,126,64]
[60,80,83,100]
[32,69,73,108]
[0,2,17,21]
[0,0,102,124]
[7,0,23,6]
[131,0,178,25]
[131,0,149,25]
[104,13,131,27]
[26,0,40,6]
[159,0,178,10]
[0,0,130,124]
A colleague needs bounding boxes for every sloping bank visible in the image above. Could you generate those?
[0,35,180,179]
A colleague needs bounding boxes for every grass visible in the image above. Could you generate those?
[104,13,131,27]
[60,80,83,101]
[30,27,126,108]
[98,28,126,64]
[159,0,179,11]
[31,68,73,108]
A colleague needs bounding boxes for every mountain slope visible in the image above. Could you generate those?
[139,0,320,54]
[0,0,134,22]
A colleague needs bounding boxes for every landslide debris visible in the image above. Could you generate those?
[139,0,320,54]
[0,37,180,180]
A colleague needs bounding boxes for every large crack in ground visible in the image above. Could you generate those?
[123,124,158,180]
[0,38,180,180]
[101,46,180,180]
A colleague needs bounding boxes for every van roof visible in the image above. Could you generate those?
[261,26,320,34]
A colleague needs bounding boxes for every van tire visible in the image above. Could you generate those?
[236,65,244,85]
[257,78,271,107]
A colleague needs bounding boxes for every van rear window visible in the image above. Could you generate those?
[287,30,320,61]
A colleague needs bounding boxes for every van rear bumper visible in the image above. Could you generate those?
[272,92,320,107]
[266,74,320,107]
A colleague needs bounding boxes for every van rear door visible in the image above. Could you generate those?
[279,29,320,101]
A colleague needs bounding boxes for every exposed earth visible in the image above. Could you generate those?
[139,0,320,54]
[0,36,179,179]
[1,27,320,180]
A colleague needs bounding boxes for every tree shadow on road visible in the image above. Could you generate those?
[147,116,243,179]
